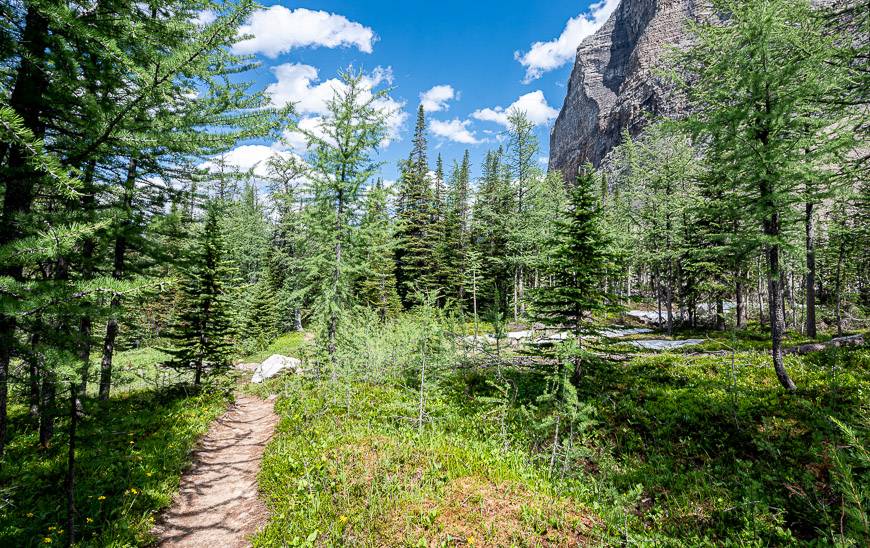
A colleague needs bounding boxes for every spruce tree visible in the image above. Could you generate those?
[532,167,612,384]
[163,202,235,386]
[441,151,472,306]
[395,105,436,306]
[358,180,401,320]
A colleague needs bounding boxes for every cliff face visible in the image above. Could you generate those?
[548,0,700,181]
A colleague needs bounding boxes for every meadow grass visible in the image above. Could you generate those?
[255,335,869,546]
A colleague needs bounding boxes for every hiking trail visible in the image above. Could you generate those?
[153,395,278,547]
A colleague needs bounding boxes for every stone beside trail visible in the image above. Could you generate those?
[153,395,279,548]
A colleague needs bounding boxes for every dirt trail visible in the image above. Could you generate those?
[153,395,279,547]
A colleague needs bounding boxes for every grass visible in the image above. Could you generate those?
[240,332,310,364]
[253,379,600,547]
[256,328,869,546]
[0,343,235,547]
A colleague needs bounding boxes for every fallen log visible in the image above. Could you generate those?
[784,334,865,356]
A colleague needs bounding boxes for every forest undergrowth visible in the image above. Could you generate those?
[251,313,870,546]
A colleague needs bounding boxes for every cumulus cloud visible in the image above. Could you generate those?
[200,145,296,179]
[471,91,559,127]
[420,85,457,112]
[514,0,619,83]
[430,119,481,145]
[267,64,407,152]
[233,6,376,58]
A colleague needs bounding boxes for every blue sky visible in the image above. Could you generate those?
[217,0,619,183]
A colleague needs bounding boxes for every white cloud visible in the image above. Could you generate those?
[514,0,619,83]
[269,65,407,152]
[233,6,376,58]
[194,10,216,27]
[471,91,558,127]
[266,64,338,114]
[201,145,295,178]
[420,85,457,112]
[430,119,481,145]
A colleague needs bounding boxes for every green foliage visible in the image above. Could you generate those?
[0,388,228,547]
[395,105,438,306]
[162,203,235,385]
[532,167,614,337]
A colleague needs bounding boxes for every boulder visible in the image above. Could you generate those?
[252,354,302,383]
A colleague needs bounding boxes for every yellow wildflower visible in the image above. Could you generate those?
[26,512,33,517]
[86,517,93,524]
[98,496,106,501]
[43,538,52,544]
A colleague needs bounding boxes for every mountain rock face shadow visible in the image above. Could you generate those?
[549,0,701,181]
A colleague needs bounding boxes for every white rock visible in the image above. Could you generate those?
[507,330,533,340]
[626,310,663,323]
[632,339,704,351]
[599,327,654,338]
[252,354,302,383]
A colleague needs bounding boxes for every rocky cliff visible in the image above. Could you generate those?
[548,0,701,181]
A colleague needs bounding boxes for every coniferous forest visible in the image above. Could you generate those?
[0,0,868,546]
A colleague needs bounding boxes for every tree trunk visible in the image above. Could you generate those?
[99,157,136,400]
[835,239,845,337]
[716,298,725,331]
[78,161,97,393]
[736,277,745,328]
[655,269,663,326]
[29,334,41,419]
[39,368,56,447]
[65,384,77,547]
[805,202,816,338]
[766,238,797,391]
[293,308,303,331]
[0,6,50,459]
[78,317,92,394]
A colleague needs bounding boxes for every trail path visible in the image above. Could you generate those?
[153,395,279,547]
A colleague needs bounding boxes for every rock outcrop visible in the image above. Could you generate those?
[548,0,700,181]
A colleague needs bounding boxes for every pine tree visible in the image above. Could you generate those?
[532,167,612,384]
[163,203,235,386]
[358,180,401,320]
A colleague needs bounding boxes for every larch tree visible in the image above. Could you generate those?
[299,68,389,373]
[676,0,848,391]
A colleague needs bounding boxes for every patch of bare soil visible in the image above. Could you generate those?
[152,395,279,547]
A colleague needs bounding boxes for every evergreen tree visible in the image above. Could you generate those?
[472,148,513,313]
[298,68,388,372]
[532,167,612,384]
[395,105,436,306]
[441,151,472,306]
[163,203,235,386]
[358,180,401,320]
